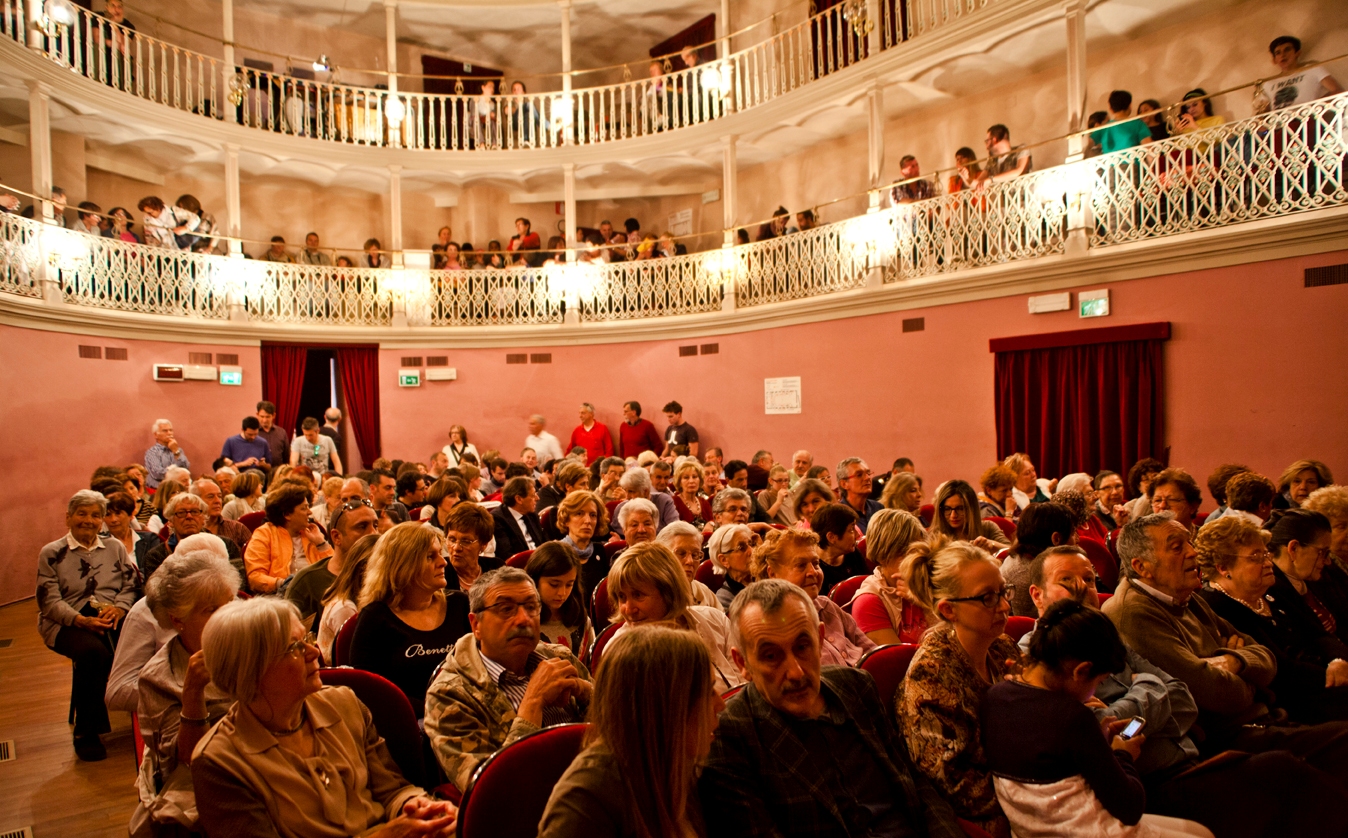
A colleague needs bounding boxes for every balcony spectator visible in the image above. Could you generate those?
[634,232,657,259]
[756,206,790,240]
[72,201,105,236]
[484,239,505,268]
[458,243,478,268]
[508,81,544,146]
[892,155,938,203]
[363,237,387,268]
[507,216,541,262]
[440,242,463,269]
[108,206,139,242]
[472,79,500,148]
[1138,98,1170,141]
[984,123,1033,181]
[175,195,220,253]
[298,232,332,265]
[796,209,817,231]
[261,235,295,263]
[137,196,199,250]
[1092,90,1153,154]
[1256,36,1343,112]
[1083,111,1109,157]
[335,255,354,267]
[568,403,613,466]
[94,0,136,86]
[948,146,988,193]
[1176,89,1225,135]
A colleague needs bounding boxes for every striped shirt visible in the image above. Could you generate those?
[144,443,189,488]
[480,649,577,728]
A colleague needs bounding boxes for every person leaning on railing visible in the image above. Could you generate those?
[1255,35,1343,113]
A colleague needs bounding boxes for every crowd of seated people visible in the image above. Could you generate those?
[33,389,1348,837]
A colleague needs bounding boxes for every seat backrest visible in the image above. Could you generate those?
[506,549,534,569]
[856,536,867,562]
[458,723,589,838]
[539,506,557,536]
[333,614,359,667]
[586,622,622,673]
[1004,615,1036,642]
[604,500,621,518]
[858,644,919,708]
[1097,592,1112,605]
[986,516,1016,540]
[918,504,934,528]
[157,525,170,543]
[604,539,627,553]
[1078,537,1118,592]
[828,574,869,610]
[591,577,610,626]
[238,511,267,533]
[319,667,425,786]
[131,711,146,770]
[694,559,719,588]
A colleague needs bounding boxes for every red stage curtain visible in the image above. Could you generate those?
[259,343,308,435]
[992,323,1169,478]
[335,346,381,464]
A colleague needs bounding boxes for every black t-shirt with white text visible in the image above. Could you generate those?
[348,595,470,716]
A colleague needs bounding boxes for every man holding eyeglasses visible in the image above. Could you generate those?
[286,499,377,629]
[836,457,883,533]
[141,492,242,583]
[425,566,592,794]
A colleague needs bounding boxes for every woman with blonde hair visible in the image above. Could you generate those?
[1277,459,1335,510]
[311,475,344,528]
[851,509,932,645]
[931,480,1010,549]
[607,543,743,694]
[881,472,924,516]
[557,490,613,598]
[316,533,378,662]
[349,522,471,714]
[900,535,1018,837]
[220,470,264,521]
[458,463,484,502]
[672,460,713,528]
[539,626,721,837]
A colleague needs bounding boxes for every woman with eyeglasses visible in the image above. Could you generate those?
[349,522,471,716]
[930,480,1010,551]
[657,521,722,609]
[438,502,502,592]
[1195,513,1348,723]
[900,535,1019,838]
[707,523,755,611]
[193,598,458,837]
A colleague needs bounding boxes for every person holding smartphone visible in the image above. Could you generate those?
[982,600,1214,837]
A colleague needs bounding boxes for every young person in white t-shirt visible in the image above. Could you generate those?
[1256,35,1343,112]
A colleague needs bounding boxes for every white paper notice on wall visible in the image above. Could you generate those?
[764,377,802,415]
[668,208,693,237]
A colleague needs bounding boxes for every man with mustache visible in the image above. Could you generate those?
[701,579,964,837]
[424,566,592,794]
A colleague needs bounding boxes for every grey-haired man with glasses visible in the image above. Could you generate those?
[425,566,592,794]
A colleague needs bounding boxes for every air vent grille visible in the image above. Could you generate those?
[400,356,423,367]
[700,343,719,355]
[678,346,698,357]
[216,353,238,365]
[188,352,213,364]
[0,827,34,838]
[0,638,11,647]
[903,317,925,333]
[426,356,449,367]
[105,347,128,360]
[77,345,102,359]
[505,354,528,365]
[1305,264,1348,287]
[0,740,14,762]
[530,353,552,364]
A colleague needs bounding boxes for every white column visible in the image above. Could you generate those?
[27,80,52,222]
[224,143,241,250]
[26,0,43,49]
[719,0,731,58]
[559,0,572,93]
[389,164,403,260]
[384,0,401,147]
[866,0,881,57]
[221,0,238,123]
[563,162,577,251]
[1064,0,1087,139]
[867,82,884,201]
[721,135,737,312]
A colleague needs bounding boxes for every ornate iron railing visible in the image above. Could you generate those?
[428,268,563,326]
[54,231,226,317]
[0,211,40,297]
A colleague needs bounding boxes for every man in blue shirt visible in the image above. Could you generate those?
[220,416,271,469]
[1091,90,1153,155]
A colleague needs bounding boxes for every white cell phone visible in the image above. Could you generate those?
[1119,716,1145,739]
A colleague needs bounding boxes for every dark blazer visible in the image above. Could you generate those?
[491,503,544,562]
[700,666,964,838]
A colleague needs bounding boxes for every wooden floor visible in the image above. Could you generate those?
[0,599,138,837]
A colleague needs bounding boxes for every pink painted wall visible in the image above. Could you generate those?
[0,327,261,604]
[381,248,1348,511]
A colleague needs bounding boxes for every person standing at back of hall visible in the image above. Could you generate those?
[619,401,663,459]
[568,403,613,466]
[662,400,699,458]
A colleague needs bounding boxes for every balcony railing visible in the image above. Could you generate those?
[3,93,1344,327]
[0,0,993,151]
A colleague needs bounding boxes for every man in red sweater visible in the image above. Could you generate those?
[618,401,663,459]
[568,402,613,466]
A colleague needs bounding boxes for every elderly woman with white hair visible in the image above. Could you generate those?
[656,521,722,609]
[192,598,458,837]
[38,489,139,761]
[616,497,659,546]
[131,550,240,837]
[707,523,755,611]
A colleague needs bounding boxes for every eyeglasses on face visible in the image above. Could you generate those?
[946,586,1012,610]
[444,536,480,549]
[941,504,966,517]
[172,509,206,518]
[477,598,542,619]
[283,631,318,658]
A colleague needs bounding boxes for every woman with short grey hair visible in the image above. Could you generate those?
[657,521,722,609]
[131,551,239,836]
[193,598,457,836]
[37,489,137,761]
[617,497,659,545]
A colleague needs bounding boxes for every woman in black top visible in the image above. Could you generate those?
[810,503,871,596]
[349,522,470,717]
[983,600,1212,837]
[438,502,503,592]
[1196,513,1348,722]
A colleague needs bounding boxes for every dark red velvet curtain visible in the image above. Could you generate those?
[335,346,381,464]
[992,323,1169,478]
[259,343,308,435]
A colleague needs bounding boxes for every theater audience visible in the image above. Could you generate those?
[1203,463,1250,523]
[193,598,456,837]
[672,460,713,527]
[930,479,1010,548]
[1195,514,1348,722]
[752,529,875,666]
[608,543,743,694]
[144,419,189,488]
[1305,485,1348,644]
[810,503,870,595]
[983,600,1214,838]
[438,502,501,592]
[492,476,544,559]
[757,465,796,526]
[424,476,468,533]
[978,465,1016,520]
[142,492,244,587]
[613,467,678,531]
[425,566,591,792]
[102,490,154,576]
[1219,471,1278,523]
[1126,457,1166,522]
[526,542,594,654]
[708,523,755,610]
[657,521,722,609]
[1004,452,1048,509]
[1150,468,1204,532]
[350,522,471,715]
[701,578,963,837]
[131,550,238,836]
[790,478,836,529]
[615,497,659,545]
[1001,501,1078,616]
[836,457,882,532]
[37,490,137,761]
[851,509,932,645]
[243,482,332,594]
[1277,459,1334,509]
[191,477,252,557]
[220,470,264,521]
[286,498,377,628]
[900,535,1019,837]
[556,490,612,597]
[1093,469,1129,531]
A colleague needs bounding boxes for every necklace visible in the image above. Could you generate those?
[1214,584,1271,617]
[261,706,307,737]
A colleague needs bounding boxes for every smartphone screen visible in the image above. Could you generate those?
[1121,717,1145,739]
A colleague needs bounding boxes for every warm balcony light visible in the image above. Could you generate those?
[551,96,574,127]
[385,95,406,125]
[44,0,76,27]
[312,55,330,73]
[700,64,733,95]
[44,224,89,270]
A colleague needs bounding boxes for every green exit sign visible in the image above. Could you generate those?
[398,370,421,387]
[1078,290,1110,318]
[219,370,242,386]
